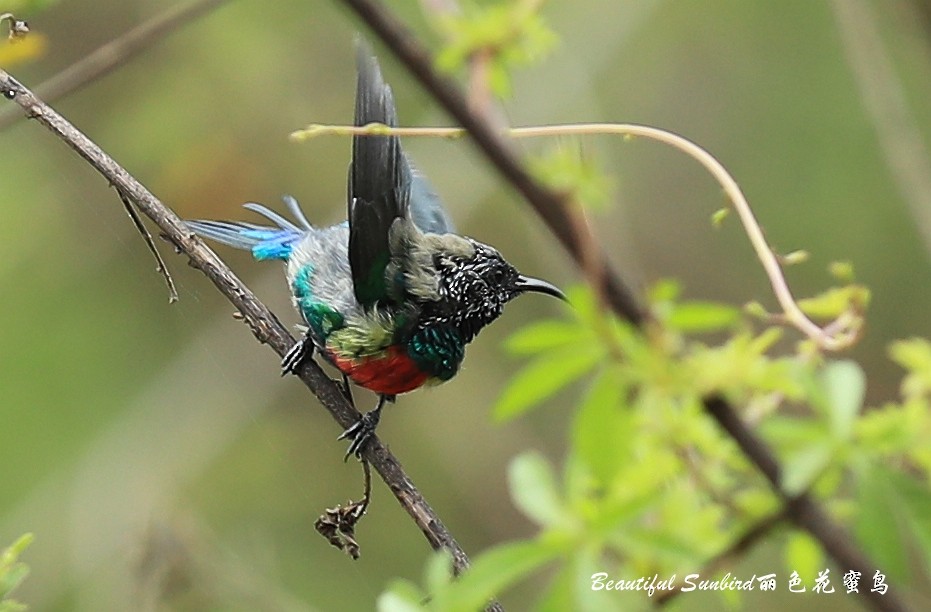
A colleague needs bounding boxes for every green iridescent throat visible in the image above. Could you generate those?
[407,326,464,381]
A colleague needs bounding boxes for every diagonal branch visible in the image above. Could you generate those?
[702,396,901,611]
[339,0,646,327]
[0,68,501,610]
[337,1,907,610]
[0,0,231,132]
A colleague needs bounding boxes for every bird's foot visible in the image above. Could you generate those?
[338,410,381,460]
[338,397,386,461]
[281,335,314,376]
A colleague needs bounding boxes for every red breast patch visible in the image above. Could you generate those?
[328,345,431,395]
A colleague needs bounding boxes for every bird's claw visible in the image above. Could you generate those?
[281,336,313,376]
[338,409,381,461]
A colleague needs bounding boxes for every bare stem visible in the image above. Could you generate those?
[292,121,862,352]
[0,12,29,40]
[0,0,231,132]
[0,67,490,602]
[117,190,178,303]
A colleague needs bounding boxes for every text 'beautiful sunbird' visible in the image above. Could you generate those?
[188,45,565,458]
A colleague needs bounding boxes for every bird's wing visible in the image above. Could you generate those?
[409,166,455,235]
[348,42,412,308]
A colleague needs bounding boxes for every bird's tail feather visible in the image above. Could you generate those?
[187,196,310,261]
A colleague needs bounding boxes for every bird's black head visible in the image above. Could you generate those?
[419,240,566,344]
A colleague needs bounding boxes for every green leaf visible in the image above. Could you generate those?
[0,565,28,599]
[665,301,741,333]
[528,144,614,211]
[855,463,931,584]
[780,250,809,265]
[821,360,865,440]
[892,469,931,572]
[572,371,628,485]
[509,452,567,528]
[424,549,454,594]
[889,338,931,397]
[504,320,587,355]
[781,443,833,496]
[749,327,784,353]
[743,300,770,320]
[535,562,575,612]
[889,337,931,370]
[797,285,870,320]
[647,278,681,304]
[444,540,562,612]
[0,600,27,612]
[0,534,32,601]
[760,415,826,451]
[487,60,512,98]
[377,579,426,612]
[562,453,594,510]
[494,349,600,421]
[570,547,628,612]
[784,531,822,585]
[434,1,556,100]
[711,207,730,227]
[828,261,855,282]
[854,403,912,456]
[855,464,911,582]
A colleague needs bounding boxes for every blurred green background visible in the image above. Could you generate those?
[2,0,931,609]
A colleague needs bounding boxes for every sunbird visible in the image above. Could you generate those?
[188,45,565,458]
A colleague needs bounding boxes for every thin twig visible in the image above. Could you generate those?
[336,2,906,610]
[0,68,497,608]
[118,190,178,303]
[0,0,231,132]
[314,460,373,560]
[292,122,863,352]
[655,510,786,606]
[0,12,29,40]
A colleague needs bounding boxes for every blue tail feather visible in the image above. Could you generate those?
[242,203,300,233]
[282,195,313,230]
[187,196,311,261]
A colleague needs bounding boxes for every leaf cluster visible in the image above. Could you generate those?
[434,0,557,99]
[380,282,931,609]
[0,534,32,612]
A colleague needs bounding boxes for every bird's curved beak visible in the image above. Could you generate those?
[516,275,568,301]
